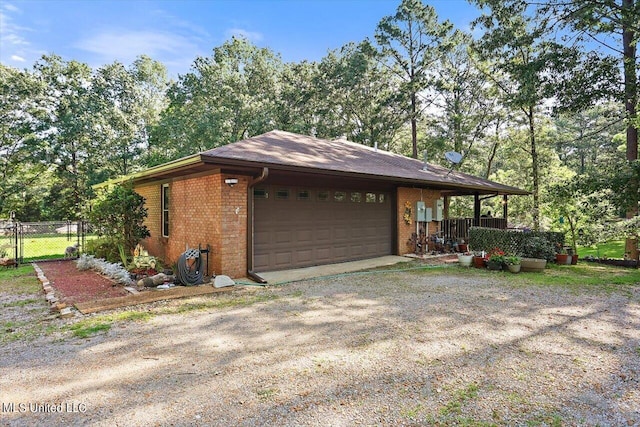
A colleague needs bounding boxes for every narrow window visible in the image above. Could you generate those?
[351,192,362,203]
[161,184,169,237]
[275,189,290,200]
[254,188,269,199]
[334,191,346,202]
[297,190,310,200]
[366,192,376,203]
[318,191,329,201]
[378,194,386,203]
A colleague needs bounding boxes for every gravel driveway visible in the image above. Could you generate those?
[1,268,639,426]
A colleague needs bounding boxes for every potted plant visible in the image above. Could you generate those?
[504,255,521,273]
[486,248,505,271]
[520,236,554,272]
[457,251,474,267]
[473,251,486,268]
[555,246,569,265]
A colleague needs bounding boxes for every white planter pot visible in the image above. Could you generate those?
[458,254,474,267]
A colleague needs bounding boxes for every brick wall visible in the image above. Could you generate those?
[219,174,248,278]
[135,184,164,261]
[396,187,442,255]
[135,172,249,279]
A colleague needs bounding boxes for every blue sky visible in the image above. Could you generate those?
[1,0,480,77]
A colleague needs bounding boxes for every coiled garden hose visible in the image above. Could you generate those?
[176,249,203,286]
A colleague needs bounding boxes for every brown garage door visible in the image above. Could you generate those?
[254,186,392,271]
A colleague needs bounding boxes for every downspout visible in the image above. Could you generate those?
[247,167,269,283]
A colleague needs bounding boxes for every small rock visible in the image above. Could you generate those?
[59,307,74,318]
[51,302,67,312]
[214,275,235,288]
[138,277,155,287]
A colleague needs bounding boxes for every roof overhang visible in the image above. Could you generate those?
[94,154,530,197]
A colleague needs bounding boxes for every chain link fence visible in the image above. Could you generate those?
[0,220,19,267]
[0,220,95,265]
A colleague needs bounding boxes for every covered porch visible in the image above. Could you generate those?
[440,191,520,246]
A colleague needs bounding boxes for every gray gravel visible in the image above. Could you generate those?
[1,268,639,426]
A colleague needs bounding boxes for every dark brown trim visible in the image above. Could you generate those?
[247,167,269,284]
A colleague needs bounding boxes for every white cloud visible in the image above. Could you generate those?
[75,29,199,61]
[0,8,39,67]
[2,3,20,13]
[0,11,30,46]
[225,28,263,42]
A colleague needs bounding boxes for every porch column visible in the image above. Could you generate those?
[443,195,450,219]
[473,192,480,227]
[503,194,508,219]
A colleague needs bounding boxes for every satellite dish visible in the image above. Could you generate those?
[444,151,463,177]
[445,151,463,165]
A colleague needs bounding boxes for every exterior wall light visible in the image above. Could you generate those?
[225,178,239,187]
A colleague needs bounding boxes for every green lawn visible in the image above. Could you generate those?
[447,259,640,295]
[577,239,625,259]
[0,234,98,261]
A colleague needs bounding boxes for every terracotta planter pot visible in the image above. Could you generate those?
[458,244,468,252]
[521,258,547,272]
[570,255,579,265]
[556,254,569,265]
[458,254,473,267]
[507,264,521,273]
[473,256,486,269]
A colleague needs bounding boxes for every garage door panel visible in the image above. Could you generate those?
[333,245,349,258]
[254,253,270,269]
[275,230,292,244]
[254,186,392,271]
[275,252,292,267]
[297,249,313,264]
[333,227,349,240]
[315,247,332,263]
[315,228,331,242]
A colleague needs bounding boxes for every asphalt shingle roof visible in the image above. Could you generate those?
[201,130,528,195]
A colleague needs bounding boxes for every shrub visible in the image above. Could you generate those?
[520,236,556,261]
[85,237,120,263]
[87,181,150,256]
[469,227,563,262]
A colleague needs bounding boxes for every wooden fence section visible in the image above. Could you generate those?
[440,218,507,242]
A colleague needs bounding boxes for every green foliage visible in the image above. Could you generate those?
[520,236,557,261]
[85,237,121,263]
[87,182,150,256]
[1,3,635,237]
[504,255,521,265]
[469,227,563,261]
[150,37,282,161]
[374,0,455,158]
[313,41,405,148]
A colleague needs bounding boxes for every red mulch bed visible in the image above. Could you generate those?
[36,260,129,304]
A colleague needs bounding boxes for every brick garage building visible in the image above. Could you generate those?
[116,131,527,281]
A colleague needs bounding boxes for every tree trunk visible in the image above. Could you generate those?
[529,106,540,231]
[411,92,418,159]
[485,122,500,179]
[623,0,638,263]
